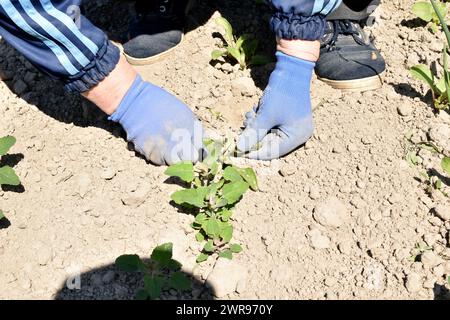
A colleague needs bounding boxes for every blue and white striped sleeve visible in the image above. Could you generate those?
[0,0,120,93]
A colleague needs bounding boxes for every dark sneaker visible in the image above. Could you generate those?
[123,0,194,65]
[315,20,385,92]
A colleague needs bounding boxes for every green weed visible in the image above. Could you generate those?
[412,0,447,33]
[410,0,450,110]
[115,243,191,300]
[211,17,270,70]
[165,138,258,263]
[0,136,21,220]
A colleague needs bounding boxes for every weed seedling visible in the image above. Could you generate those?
[165,138,258,263]
[410,0,450,110]
[404,133,448,196]
[442,156,450,175]
[412,0,447,33]
[115,243,191,300]
[211,17,270,70]
[409,243,433,262]
[0,135,21,220]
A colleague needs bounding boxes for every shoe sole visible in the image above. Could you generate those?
[121,33,185,66]
[318,73,384,92]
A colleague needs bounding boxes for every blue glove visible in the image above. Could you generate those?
[237,52,315,160]
[109,75,203,165]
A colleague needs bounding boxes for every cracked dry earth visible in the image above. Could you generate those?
[1,0,450,300]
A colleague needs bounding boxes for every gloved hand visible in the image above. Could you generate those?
[109,75,203,165]
[237,52,315,160]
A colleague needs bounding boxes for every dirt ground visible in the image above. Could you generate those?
[0,0,449,300]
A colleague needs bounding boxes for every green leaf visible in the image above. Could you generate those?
[213,197,229,209]
[204,240,215,253]
[220,225,233,243]
[193,177,202,188]
[238,50,247,69]
[223,166,243,182]
[171,188,207,208]
[115,254,146,272]
[0,210,4,220]
[0,136,16,156]
[443,47,450,109]
[167,259,182,271]
[431,0,450,49]
[442,157,450,175]
[196,252,209,263]
[410,64,438,93]
[235,35,246,50]
[230,244,243,253]
[150,242,173,266]
[435,178,443,190]
[144,275,164,300]
[0,166,20,186]
[195,213,208,225]
[136,288,149,300]
[164,162,195,183]
[406,150,418,167]
[207,180,225,199]
[436,77,447,94]
[222,181,249,205]
[195,231,205,242]
[431,1,448,24]
[219,208,232,222]
[227,46,242,64]
[203,139,223,167]
[219,249,233,260]
[205,218,221,238]
[211,49,226,60]
[210,161,220,176]
[418,141,441,153]
[236,167,258,191]
[215,17,234,45]
[170,271,191,291]
[412,2,433,22]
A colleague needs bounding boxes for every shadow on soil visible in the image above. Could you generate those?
[434,283,450,300]
[54,262,214,300]
[400,18,428,29]
[0,217,12,230]
[390,82,425,100]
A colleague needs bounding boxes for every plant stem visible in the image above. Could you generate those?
[431,0,450,48]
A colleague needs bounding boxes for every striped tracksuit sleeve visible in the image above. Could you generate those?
[0,0,119,93]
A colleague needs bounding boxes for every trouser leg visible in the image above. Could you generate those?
[327,0,380,20]
[267,0,343,41]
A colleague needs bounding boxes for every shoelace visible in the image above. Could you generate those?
[325,20,367,51]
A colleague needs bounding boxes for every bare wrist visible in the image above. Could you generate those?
[276,38,320,62]
[82,54,137,115]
